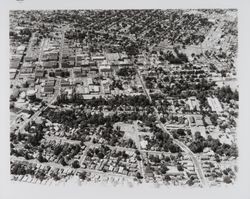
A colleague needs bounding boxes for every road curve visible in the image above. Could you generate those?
[136,67,208,187]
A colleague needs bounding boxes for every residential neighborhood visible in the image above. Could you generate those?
[10,9,238,187]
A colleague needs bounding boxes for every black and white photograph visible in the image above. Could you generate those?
[9,9,239,187]
[1,0,250,199]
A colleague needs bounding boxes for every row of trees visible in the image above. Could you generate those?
[117,67,136,77]
[43,107,155,130]
[55,94,151,108]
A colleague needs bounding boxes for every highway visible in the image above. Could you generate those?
[136,67,208,187]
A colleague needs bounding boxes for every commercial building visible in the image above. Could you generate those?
[207,97,223,114]
[188,96,200,111]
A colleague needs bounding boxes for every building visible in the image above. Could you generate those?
[9,69,17,80]
[89,67,98,76]
[188,96,200,111]
[45,79,55,87]
[207,97,223,114]
[92,55,105,61]
[55,69,63,77]
[89,85,100,94]
[61,79,71,87]
[26,89,37,100]
[75,85,89,95]
[74,67,86,77]
[44,86,54,94]
[19,68,34,78]
[22,62,33,68]
[62,61,71,68]
[204,116,212,126]
[35,70,45,79]
[64,88,73,99]
[99,65,113,78]
[102,82,111,94]
[140,140,148,149]
[42,53,58,61]
[106,53,120,61]
[42,61,58,69]
[24,56,38,62]
[189,116,195,126]
[10,60,20,69]
[79,60,90,67]
[118,60,131,67]
[16,45,26,55]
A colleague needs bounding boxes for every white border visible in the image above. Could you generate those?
[1,0,250,199]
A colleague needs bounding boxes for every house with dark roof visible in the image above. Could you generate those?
[44,86,54,94]
[35,70,45,79]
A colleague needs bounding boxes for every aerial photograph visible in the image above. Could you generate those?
[9,9,238,188]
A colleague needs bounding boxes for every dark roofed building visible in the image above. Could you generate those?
[24,56,38,62]
[42,61,58,69]
[61,79,71,87]
[35,70,45,79]
[189,116,195,125]
[44,86,54,94]
[62,62,70,68]
[55,69,62,77]
[45,79,55,87]
[79,60,90,67]
[42,53,58,61]
[10,60,20,69]
[195,115,204,127]
[20,67,33,74]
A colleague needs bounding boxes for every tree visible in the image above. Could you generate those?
[117,67,136,77]
[79,171,87,180]
[23,81,29,88]
[164,175,171,182]
[122,151,129,159]
[97,152,105,159]
[177,164,184,171]
[165,156,171,162]
[160,164,169,174]
[177,129,185,136]
[136,172,143,179]
[60,157,67,166]
[169,144,180,153]
[194,131,201,140]
[136,155,142,161]
[215,154,221,163]
[72,160,80,168]
[54,145,62,156]
[210,114,218,126]
[223,176,232,184]
[173,131,179,139]
[160,117,166,124]
[24,152,32,160]
[135,149,140,155]
[38,152,47,163]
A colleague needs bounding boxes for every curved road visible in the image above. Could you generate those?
[136,68,208,187]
